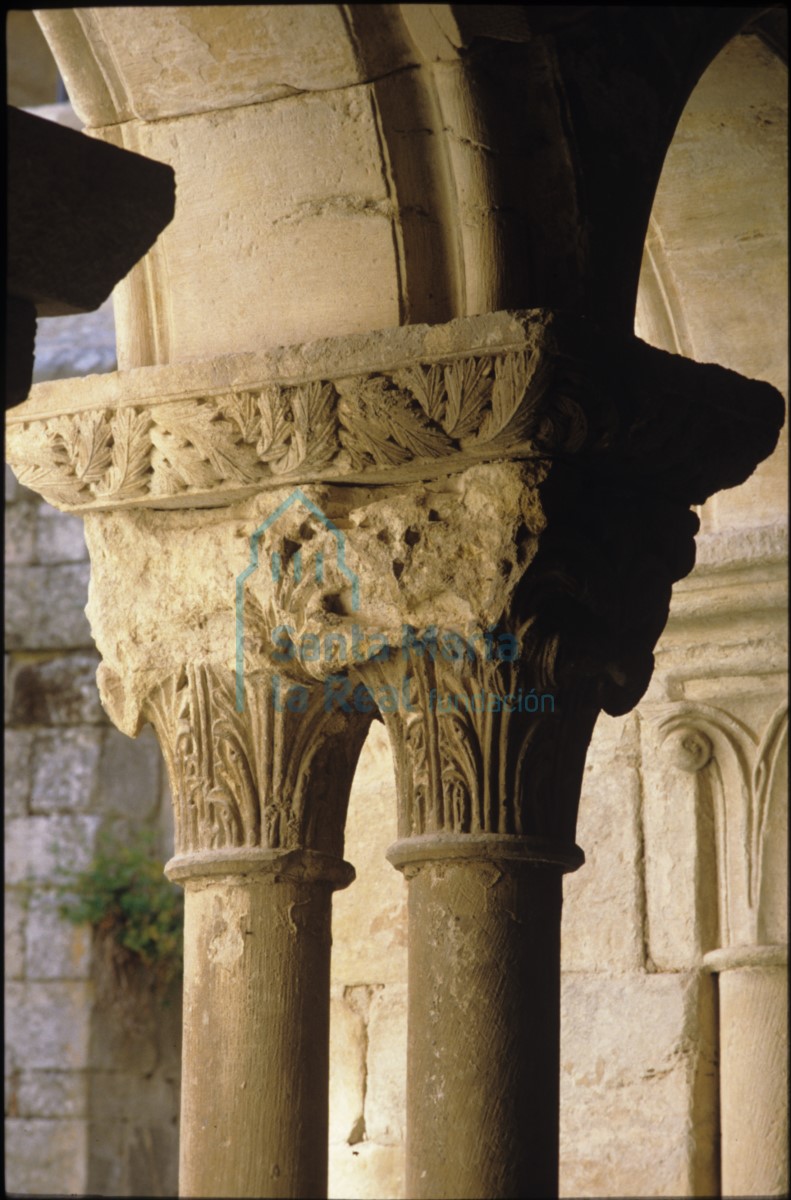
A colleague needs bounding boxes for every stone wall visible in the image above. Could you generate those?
[4,252,181,1195]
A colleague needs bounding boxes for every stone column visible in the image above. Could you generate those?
[5,309,784,1199]
[655,702,788,1197]
[704,946,788,1198]
[169,850,351,1199]
[390,840,578,1199]
[139,665,371,1199]
[367,640,597,1199]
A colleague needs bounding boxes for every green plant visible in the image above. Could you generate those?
[55,828,184,997]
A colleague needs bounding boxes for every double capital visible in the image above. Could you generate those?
[7,310,783,863]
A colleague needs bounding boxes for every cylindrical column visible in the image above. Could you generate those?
[704,945,788,1197]
[388,835,583,1200]
[166,848,355,1200]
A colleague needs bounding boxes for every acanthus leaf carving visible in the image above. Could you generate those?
[7,309,783,513]
[442,356,493,440]
[93,408,153,500]
[256,384,294,469]
[220,389,261,444]
[144,663,372,859]
[474,350,541,447]
[291,379,339,472]
[362,651,596,844]
[150,400,262,492]
[338,374,454,470]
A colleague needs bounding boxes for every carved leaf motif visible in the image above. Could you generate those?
[339,375,454,470]
[397,363,446,424]
[69,413,114,482]
[149,428,225,493]
[6,425,86,501]
[93,409,152,499]
[289,380,338,472]
[257,385,294,467]
[148,452,193,496]
[35,475,81,503]
[150,401,261,491]
[220,391,261,443]
[475,350,547,447]
[339,400,411,469]
[534,394,588,454]
[444,357,493,440]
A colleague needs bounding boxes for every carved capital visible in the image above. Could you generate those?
[359,650,598,845]
[143,663,371,862]
[653,700,788,948]
[9,310,782,864]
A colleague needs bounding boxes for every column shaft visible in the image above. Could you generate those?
[174,865,341,1199]
[403,856,564,1199]
[718,962,788,1196]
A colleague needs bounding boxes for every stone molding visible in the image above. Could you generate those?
[703,944,787,973]
[164,846,355,890]
[6,309,784,513]
[386,832,584,874]
[655,699,788,948]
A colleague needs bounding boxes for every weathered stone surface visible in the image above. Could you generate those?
[640,687,788,965]
[5,813,100,885]
[6,651,107,725]
[5,563,92,650]
[562,715,645,973]
[718,962,788,1196]
[365,984,407,1147]
[7,309,783,517]
[4,981,92,1070]
[24,891,91,980]
[559,971,718,1198]
[5,1117,88,1195]
[6,18,786,1200]
[102,91,401,365]
[328,987,367,1146]
[329,1140,406,1200]
[127,1119,180,1198]
[89,1069,178,1125]
[87,1000,159,1077]
[39,6,381,126]
[4,729,33,815]
[16,1069,88,1118]
[30,726,102,813]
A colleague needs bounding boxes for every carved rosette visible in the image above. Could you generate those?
[144,663,372,859]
